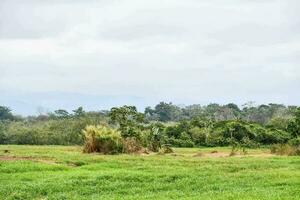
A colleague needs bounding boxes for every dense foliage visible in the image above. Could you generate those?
[0,103,299,151]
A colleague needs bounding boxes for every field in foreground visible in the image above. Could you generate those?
[0,146,299,200]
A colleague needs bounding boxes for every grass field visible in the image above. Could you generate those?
[0,145,300,200]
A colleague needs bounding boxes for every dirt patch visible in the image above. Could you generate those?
[205,152,229,157]
[193,152,204,157]
[234,153,275,158]
[192,152,228,158]
[192,152,275,158]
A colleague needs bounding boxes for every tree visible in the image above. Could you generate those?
[109,106,144,138]
[145,106,155,116]
[54,109,69,118]
[267,117,291,131]
[225,103,241,119]
[224,121,256,142]
[144,106,160,121]
[287,107,300,137]
[0,106,14,121]
[0,121,8,144]
[204,103,222,120]
[182,104,204,119]
[72,107,85,117]
[153,102,181,122]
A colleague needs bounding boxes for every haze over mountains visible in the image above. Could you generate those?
[0,91,152,116]
[1,90,299,116]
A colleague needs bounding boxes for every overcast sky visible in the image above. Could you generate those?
[0,0,300,113]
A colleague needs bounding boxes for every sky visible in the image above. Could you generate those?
[0,0,300,115]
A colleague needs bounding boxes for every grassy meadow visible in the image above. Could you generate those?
[0,145,300,200]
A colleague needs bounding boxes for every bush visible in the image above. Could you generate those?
[122,137,142,153]
[83,125,123,154]
[267,117,291,130]
[189,127,209,146]
[288,137,300,146]
[0,115,106,145]
[4,122,49,145]
[160,144,173,154]
[169,137,195,147]
[223,121,256,141]
[228,137,258,155]
[145,127,166,152]
[206,129,227,147]
[0,122,8,144]
[260,129,291,144]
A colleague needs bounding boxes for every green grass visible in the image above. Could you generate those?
[0,145,299,200]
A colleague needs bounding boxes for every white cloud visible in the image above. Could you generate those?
[0,0,299,108]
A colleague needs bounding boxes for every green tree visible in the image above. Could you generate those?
[109,106,144,138]
[0,106,14,121]
[287,107,300,138]
[0,122,8,144]
[73,107,85,117]
[54,109,70,118]
[225,103,241,119]
[153,102,181,122]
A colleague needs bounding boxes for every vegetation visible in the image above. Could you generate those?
[83,125,123,154]
[0,145,299,200]
[0,103,299,155]
[1,103,300,199]
[270,143,300,156]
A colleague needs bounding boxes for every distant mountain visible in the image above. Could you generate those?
[0,91,154,116]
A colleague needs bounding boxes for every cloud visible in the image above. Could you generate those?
[0,0,299,111]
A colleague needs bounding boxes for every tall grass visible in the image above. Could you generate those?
[270,144,300,156]
[83,125,123,154]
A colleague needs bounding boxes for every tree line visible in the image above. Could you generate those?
[0,102,299,152]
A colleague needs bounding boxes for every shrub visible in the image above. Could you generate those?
[189,127,209,146]
[160,144,173,154]
[169,138,195,147]
[263,129,291,144]
[288,137,300,146]
[228,137,258,155]
[4,122,49,145]
[122,137,142,153]
[0,122,8,144]
[164,125,182,139]
[287,108,300,137]
[267,117,291,130]
[206,129,227,147]
[1,115,107,145]
[223,121,256,141]
[83,125,123,154]
[168,132,194,147]
[146,127,165,152]
[240,137,259,153]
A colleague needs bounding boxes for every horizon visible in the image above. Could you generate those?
[1,89,299,116]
